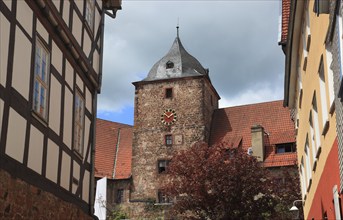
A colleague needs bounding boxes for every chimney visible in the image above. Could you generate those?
[251,124,264,162]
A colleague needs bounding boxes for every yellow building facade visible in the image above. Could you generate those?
[283,0,341,218]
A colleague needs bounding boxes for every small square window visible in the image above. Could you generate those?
[276,143,296,154]
[165,135,173,146]
[158,190,170,204]
[158,160,170,173]
[165,88,173,98]
[116,189,124,203]
[166,61,174,69]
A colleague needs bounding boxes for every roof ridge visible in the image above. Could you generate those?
[218,100,284,110]
[96,117,133,127]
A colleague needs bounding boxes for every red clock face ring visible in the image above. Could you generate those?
[161,109,177,126]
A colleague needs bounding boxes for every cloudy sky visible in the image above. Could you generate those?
[97,0,285,125]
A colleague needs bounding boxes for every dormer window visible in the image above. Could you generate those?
[276,143,296,154]
[166,61,174,69]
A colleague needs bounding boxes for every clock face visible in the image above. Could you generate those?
[161,109,177,125]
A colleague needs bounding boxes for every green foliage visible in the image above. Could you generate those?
[107,207,128,220]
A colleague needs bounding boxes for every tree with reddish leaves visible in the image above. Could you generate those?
[163,142,301,219]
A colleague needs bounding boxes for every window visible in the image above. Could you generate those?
[318,57,328,126]
[325,49,335,107]
[165,134,173,146]
[165,88,173,98]
[276,143,296,153]
[116,189,124,203]
[158,160,170,173]
[85,0,95,31]
[333,185,342,219]
[313,0,329,16]
[158,190,170,204]
[300,159,307,199]
[33,39,50,120]
[74,91,85,155]
[305,142,312,188]
[312,95,321,152]
[166,61,174,69]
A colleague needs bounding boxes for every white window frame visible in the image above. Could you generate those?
[309,114,317,163]
[300,159,307,199]
[33,39,50,120]
[305,142,312,188]
[318,58,329,125]
[312,95,321,152]
[338,11,343,80]
[325,49,335,107]
[333,185,342,220]
[73,90,85,156]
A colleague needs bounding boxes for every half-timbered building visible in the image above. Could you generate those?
[0,0,121,218]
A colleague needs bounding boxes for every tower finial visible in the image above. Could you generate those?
[176,17,179,38]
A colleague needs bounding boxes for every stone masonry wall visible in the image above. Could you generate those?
[0,169,92,220]
[130,77,218,218]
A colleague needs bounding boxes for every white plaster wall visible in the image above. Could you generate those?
[83,32,91,57]
[46,139,59,183]
[52,41,63,75]
[75,0,84,15]
[63,89,73,148]
[62,0,70,27]
[49,75,61,135]
[60,151,71,190]
[76,73,83,91]
[36,20,49,44]
[52,0,60,11]
[65,60,74,89]
[6,108,26,163]
[12,27,31,100]
[85,87,92,113]
[82,170,90,202]
[72,161,80,194]
[72,11,82,45]
[3,0,11,10]
[16,1,32,35]
[28,125,44,174]
[94,5,101,40]
[0,14,10,87]
[93,50,99,74]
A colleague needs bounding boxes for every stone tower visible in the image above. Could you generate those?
[130,31,220,217]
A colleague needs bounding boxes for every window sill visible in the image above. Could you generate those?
[31,111,48,127]
[72,149,83,160]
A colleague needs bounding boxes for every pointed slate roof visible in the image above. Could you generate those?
[144,37,208,81]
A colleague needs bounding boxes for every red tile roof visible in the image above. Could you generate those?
[95,119,132,179]
[210,100,296,167]
[280,0,291,44]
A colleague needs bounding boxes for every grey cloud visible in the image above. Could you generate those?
[99,1,284,112]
